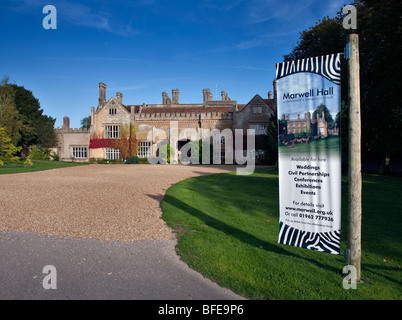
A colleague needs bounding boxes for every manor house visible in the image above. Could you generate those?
[281,111,328,138]
[54,81,278,163]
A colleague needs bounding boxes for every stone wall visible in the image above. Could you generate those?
[55,117,90,162]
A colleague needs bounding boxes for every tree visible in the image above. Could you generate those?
[284,16,346,62]
[80,115,91,129]
[265,118,279,165]
[0,77,24,146]
[0,126,22,162]
[352,0,402,165]
[7,83,56,148]
[313,104,334,127]
[283,0,402,172]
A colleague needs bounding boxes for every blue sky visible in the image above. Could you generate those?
[0,0,348,128]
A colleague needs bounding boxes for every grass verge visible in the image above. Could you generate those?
[161,167,402,300]
[0,160,88,174]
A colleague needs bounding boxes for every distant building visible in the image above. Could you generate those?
[54,81,278,163]
[281,111,329,138]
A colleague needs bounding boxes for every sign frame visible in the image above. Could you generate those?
[276,53,342,255]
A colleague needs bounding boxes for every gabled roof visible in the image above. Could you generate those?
[237,94,276,114]
[262,99,277,114]
[237,104,247,111]
[122,105,141,113]
[98,97,131,114]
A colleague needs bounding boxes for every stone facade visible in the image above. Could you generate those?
[54,116,90,162]
[55,81,277,163]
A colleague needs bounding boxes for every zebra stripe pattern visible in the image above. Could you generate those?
[278,222,341,254]
[276,53,341,85]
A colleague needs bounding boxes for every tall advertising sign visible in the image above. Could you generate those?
[276,54,342,254]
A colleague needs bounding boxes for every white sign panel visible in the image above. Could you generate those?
[276,54,342,254]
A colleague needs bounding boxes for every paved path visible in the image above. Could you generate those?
[0,231,244,300]
[0,164,245,300]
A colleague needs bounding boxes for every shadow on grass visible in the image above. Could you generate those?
[162,193,340,273]
[363,264,402,286]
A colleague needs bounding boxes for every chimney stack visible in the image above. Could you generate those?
[221,91,231,101]
[273,79,277,100]
[63,116,70,132]
[162,92,172,105]
[203,89,212,103]
[117,92,123,105]
[268,91,273,99]
[172,89,179,104]
[99,82,107,107]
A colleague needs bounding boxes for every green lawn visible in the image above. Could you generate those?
[279,137,340,156]
[0,160,88,174]
[161,167,402,300]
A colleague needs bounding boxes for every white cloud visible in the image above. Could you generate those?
[235,38,266,50]
[248,0,316,24]
[10,0,139,37]
[197,0,246,11]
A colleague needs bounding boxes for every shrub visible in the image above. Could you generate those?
[50,152,59,161]
[9,156,20,164]
[23,158,33,167]
[139,158,149,164]
[0,159,3,167]
[126,155,139,164]
[29,146,51,160]
[0,126,22,160]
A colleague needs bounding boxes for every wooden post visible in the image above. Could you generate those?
[347,33,362,281]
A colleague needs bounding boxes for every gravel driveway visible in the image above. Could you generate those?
[0,164,236,241]
[0,164,246,300]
